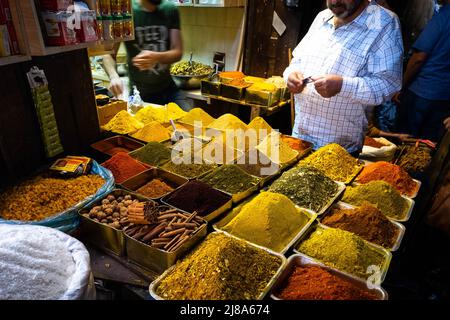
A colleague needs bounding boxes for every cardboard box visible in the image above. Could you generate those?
[97,100,127,126]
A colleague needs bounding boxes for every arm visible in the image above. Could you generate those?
[339,19,404,105]
[132,29,183,70]
[402,51,428,88]
[102,43,123,97]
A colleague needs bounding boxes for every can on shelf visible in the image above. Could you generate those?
[113,15,123,39]
[122,14,133,38]
[100,0,111,16]
[111,0,121,15]
[96,16,104,41]
[102,15,114,41]
[122,0,131,14]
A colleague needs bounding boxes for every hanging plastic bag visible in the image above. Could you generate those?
[128,85,144,115]
[0,160,115,233]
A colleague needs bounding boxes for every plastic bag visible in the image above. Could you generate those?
[360,137,397,162]
[128,85,144,115]
[0,160,114,233]
[0,224,96,300]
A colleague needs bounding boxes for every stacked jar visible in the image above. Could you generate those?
[96,0,133,41]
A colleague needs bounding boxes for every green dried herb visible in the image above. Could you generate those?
[200,165,260,194]
[156,232,282,300]
[342,181,409,220]
[161,160,217,179]
[269,166,338,212]
[130,142,171,166]
[298,227,385,280]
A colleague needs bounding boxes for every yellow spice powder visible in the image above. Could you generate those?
[256,132,298,164]
[102,110,144,134]
[131,121,171,142]
[207,113,248,131]
[179,108,215,127]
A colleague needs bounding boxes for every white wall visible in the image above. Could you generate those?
[178,7,245,71]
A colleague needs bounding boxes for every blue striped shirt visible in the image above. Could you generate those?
[283,2,403,153]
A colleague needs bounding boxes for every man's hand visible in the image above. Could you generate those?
[392,91,402,104]
[287,71,306,94]
[132,50,160,71]
[444,117,450,131]
[109,77,124,97]
[313,75,343,98]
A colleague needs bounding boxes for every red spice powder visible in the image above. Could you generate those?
[281,136,311,153]
[364,137,386,148]
[102,152,150,183]
[276,265,378,300]
[357,161,417,197]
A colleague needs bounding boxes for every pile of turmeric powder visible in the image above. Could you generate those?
[102,110,144,135]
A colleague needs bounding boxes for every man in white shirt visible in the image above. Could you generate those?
[284,0,403,155]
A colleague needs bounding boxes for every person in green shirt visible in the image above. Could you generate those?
[102,0,190,110]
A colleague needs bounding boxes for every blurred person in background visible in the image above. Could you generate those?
[102,0,190,110]
[395,0,450,142]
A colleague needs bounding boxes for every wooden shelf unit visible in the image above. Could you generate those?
[0,0,31,66]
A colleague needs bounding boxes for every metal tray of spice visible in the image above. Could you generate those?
[91,135,145,158]
[293,222,392,284]
[119,168,189,201]
[347,183,415,223]
[321,202,406,252]
[149,230,287,300]
[124,208,208,274]
[353,178,421,200]
[213,199,318,255]
[160,184,233,223]
[220,182,260,205]
[78,189,155,257]
[270,253,388,300]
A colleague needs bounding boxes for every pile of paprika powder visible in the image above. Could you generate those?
[274,265,379,300]
[357,161,418,197]
[102,152,150,183]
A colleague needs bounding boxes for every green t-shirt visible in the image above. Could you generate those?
[125,0,180,94]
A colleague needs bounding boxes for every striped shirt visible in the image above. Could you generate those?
[283,2,403,153]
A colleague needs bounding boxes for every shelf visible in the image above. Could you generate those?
[172,0,246,7]
[19,0,135,56]
[0,55,31,67]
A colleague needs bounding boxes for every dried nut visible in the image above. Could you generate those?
[111,200,119,206]
[105,208,113,215]
[124,195,132,201]
[119,207,128,214]
[100,219,107,223]
[112,212,120,219]
[117,197,124,202]
[107,216,113,223]
[107,195,116,202]
[101,204,109,211]
[123,200,133,207]
[120,217,128,224]
[93,206,102,211]
[112,221,120,229]
[101,199,110,205]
